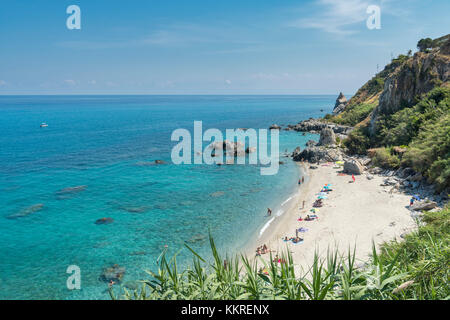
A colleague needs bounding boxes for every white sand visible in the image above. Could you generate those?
[244,163,418,271]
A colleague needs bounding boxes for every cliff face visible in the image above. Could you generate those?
[370,39,450,133]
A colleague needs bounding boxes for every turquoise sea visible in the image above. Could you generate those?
[0,95,334,299]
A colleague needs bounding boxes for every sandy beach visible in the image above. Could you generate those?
[245,162,418,271]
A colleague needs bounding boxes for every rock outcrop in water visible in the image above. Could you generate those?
[208,140,246,157]
[285,119,353,136]
[332,92,348,115]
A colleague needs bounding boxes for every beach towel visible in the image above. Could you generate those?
[298,227,308,232]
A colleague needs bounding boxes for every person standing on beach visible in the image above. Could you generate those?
[267,208,272,216]
[302,177,304,183]
[302,200,305,209]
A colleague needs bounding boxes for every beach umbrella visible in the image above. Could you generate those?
[318,196,328,199]
[413,195,421,201]
[318,192,327,196]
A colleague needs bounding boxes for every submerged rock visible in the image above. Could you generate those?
[135,160,168,166]
[210,191,225,197]
[99,264,126,283]
[7,203,44,219]
[186,233,207,244]
[56,185,87,197]
[95,217,114,225]
[119,206,148,213]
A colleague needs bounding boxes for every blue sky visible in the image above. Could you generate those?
[0,0,449,95]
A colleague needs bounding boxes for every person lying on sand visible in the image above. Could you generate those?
[292,237,303,243]
[304,215,318,221]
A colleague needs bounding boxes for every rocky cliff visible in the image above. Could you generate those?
[370,43,450,133]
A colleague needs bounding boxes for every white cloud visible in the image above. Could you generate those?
[225,79,232,85]
[290,0,372,35]
[0,80,6,86]
[63,79,76,86]
[88,80,97,85]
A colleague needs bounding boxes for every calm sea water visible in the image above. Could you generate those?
[0,95,334,299]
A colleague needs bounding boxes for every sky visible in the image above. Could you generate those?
[0,0,449,95]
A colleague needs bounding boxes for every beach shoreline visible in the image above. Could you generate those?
[241,161,419,271]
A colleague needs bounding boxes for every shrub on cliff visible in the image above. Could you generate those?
[402,113,450,191]
[371,147,401,169]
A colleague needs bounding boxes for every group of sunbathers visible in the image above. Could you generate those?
[255,244,270,256]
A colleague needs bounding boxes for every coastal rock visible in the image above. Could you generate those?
[398,167,415,179]
[209,140,245,157]
[332,92,348,115]
[369,49,450,134]
[408,172,423,182]
[292,118,353,135]
[269,124,281,130]
[291,146,301,158]
[411,201,438,211]
[293,146,342,163]
[381,178,398,186]
[318,127,336,146]
[306,140,318,148]
[95,217,114,225]
[343,159,364,175]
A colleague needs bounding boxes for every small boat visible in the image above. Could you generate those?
[40,123,48,128]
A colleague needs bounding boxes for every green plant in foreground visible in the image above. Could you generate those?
[110,208,449,300]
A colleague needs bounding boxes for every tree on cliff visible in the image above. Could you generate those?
[417,38,433,52]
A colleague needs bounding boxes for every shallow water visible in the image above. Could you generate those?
[0,95,333,299]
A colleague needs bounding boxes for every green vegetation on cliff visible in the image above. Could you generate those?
[330,34,450,191]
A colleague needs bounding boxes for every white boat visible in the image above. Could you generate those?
[40,123,48,128]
